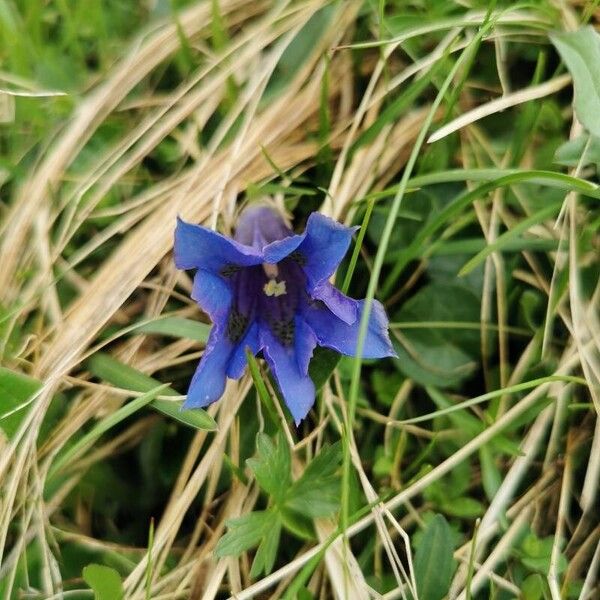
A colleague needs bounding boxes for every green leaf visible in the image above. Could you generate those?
[521,574,545,600]
[279,506,315,540]
[82,564,124,600]
[413,514,456,600]
[0,367,41,439]
[308,347,341,391]
[250,517,282,578]
[439,497,484,518]
[86,353,217,430]
[215,510,274,557]
[550,27,600,137]
[554,134,600,167]
[426,386,523,457]
[246,432,291,504]
[393,283,480,388]
[371,370,404,407]
[133,317,210,342]
[285,443,342,518]
[520,533,567,574]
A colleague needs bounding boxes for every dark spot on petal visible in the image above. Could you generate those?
[220,264,241,278]
[270,318,294,346]
[288,250,306,266]
[227,308,249,342]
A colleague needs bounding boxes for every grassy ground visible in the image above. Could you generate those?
[1,1,599,598]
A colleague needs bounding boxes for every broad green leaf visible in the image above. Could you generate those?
[371,370,404,407]
[413,514,456,600]
[520,533,568,574]
[521,574,545,600]
[246,432,291,504]
[285,443,342,518]
[308,347,341,391]
[86,353,217,430]
[285,481,340,518]
[134,316,210,342]
[215,510,274,557]
[250,517,282,578]
[550,27,600,137]
[0,367,41,439]
[82,564,124,600]
[279,506,315,541]
[393,283,480,388]
[554,134,600,167]
[439,497,484,518]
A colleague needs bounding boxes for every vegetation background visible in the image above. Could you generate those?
[0,1,599,598]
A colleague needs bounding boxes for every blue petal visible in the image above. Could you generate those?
[310,281,357,325]
[295,316,317,375]
[192,269,232,326]
[261,327,316,425]
[184,327,233,408]
[175,217,262,272]
[226,321,262,379]
[263,234,304,263]
[298,213,358,288]
[304,299,397,359]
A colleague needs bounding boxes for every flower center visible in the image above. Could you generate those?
[222,256,306,347]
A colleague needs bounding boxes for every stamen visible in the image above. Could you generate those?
[263,279,287,297]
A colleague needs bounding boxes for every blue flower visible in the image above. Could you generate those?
[174,206,396,424]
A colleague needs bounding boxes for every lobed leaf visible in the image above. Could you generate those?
[246,432,292,504]
[215,510,275,557]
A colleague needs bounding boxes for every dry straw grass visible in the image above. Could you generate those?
[1,1,599,599]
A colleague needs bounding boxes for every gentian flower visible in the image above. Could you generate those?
[174,205,396,424]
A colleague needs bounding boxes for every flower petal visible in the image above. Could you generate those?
[192,269,232,326]
[261,327,316,425]
[263,234,305,264]
[226,320,262,379]
[184,328,233,408]
[304,299,397,359]
[298,213,358,288]
[234,205,293,249]
[310,281,358,325]
[295,316,317,375]
[175,217,261,272]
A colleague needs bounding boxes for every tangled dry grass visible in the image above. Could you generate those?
[1,1,599,598]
